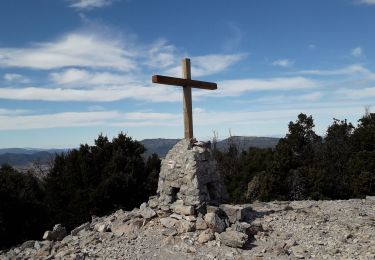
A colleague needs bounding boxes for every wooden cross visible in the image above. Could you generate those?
[152,58,217,139]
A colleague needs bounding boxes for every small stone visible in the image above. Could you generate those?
[198,229,215,243]
[140,202,148,210]
[206,205,220,214]
[140,207,156,219]
[176,219,195,233]
[162,227,178,236]
[20,240,35,250]
[173,205,195,216]
[196,216,208,230]
[219,230,248,248]
[204,213,226,233]
[162,235,175,246]
[148,197,159,208]
[284,205,294,211]
[219,204,252,224]
[71,222,90,236]
[290,245,306,258]
[34,241,41,250]
[43,224,67,241]
[184,215,196,222]
[232,221,251,233]
[170,213,183,220]
[94,223,110,233]
[160,217,178,228]
[247,223,264,236]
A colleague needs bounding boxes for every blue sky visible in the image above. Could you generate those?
[0,0,374,148]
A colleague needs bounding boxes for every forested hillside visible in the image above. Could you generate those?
[217,113,375,203]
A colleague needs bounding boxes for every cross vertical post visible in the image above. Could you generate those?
[151,58,217,140]
[182,58,193,139]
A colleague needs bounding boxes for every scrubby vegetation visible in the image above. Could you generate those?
[0,113,374,249]
[217,112,375,203]
[0,133,160,249]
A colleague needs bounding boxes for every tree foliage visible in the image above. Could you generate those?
[216,113,375,202]
[0,132,160,248]
[0,165,48,248]
[44,132,159,229]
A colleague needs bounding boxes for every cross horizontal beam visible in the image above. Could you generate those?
[152,75,217,90]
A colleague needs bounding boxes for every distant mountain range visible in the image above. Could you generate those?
[0,149,68,169]
[141,136,280,157]
[0,136,280,168]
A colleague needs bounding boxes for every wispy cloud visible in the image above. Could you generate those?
[264,92,323,103]
[0,85,181,102]
[351,46,363,58]
[357,0,375,5]
[0,110,180,130]
[165,53,247,77]
[308,44,316,50]
[337,86,375,99]
[299,64,374,78]
[68,0,115,10]
[49,69,137,86]
[3,73,29,83]
[194,106,367,130]
[0,108,30,116]
[146,39,178,68]
[271,59,294,67]
[0,33,135,71]
[222,23,244,51]
[211,77,318,97]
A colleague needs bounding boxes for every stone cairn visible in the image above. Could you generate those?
[143,139,254,247]
[36,139,255,250]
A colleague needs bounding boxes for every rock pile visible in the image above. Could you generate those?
[1,198,375,259]
[156,139,228,207]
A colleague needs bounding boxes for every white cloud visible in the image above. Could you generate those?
[299,64,374,78]
[351,46,363,58]
[146,39,178,68]
[308,44,316,49]
[193,107,205,113]
[194,106,367,127]
[209,77,318,97]
[50,69,137,86]
[0,110,179,130]
[0,33,135,71]
[50,69,89,84]
[271,59,294,67]
[222,23,244,51]
[337,86,375,99]
[3,73,29,83]
[358,0,375,4]
[0,76,317,102]
[88,105,105,111]
[69,0,114,10]
[165,53,246,77]
[0,108,29,115]
[0,85,181,102]
[252,92,323,104]
[298,92,323,101]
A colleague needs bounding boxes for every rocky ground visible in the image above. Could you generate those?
[1,197,374,260]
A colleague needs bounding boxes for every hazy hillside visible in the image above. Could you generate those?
[0,149,67,168]
[0,151,55,167]
[216,136,279,150]
[0,137,279,167]
[140,138,180,157]
[141,136,279,157]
